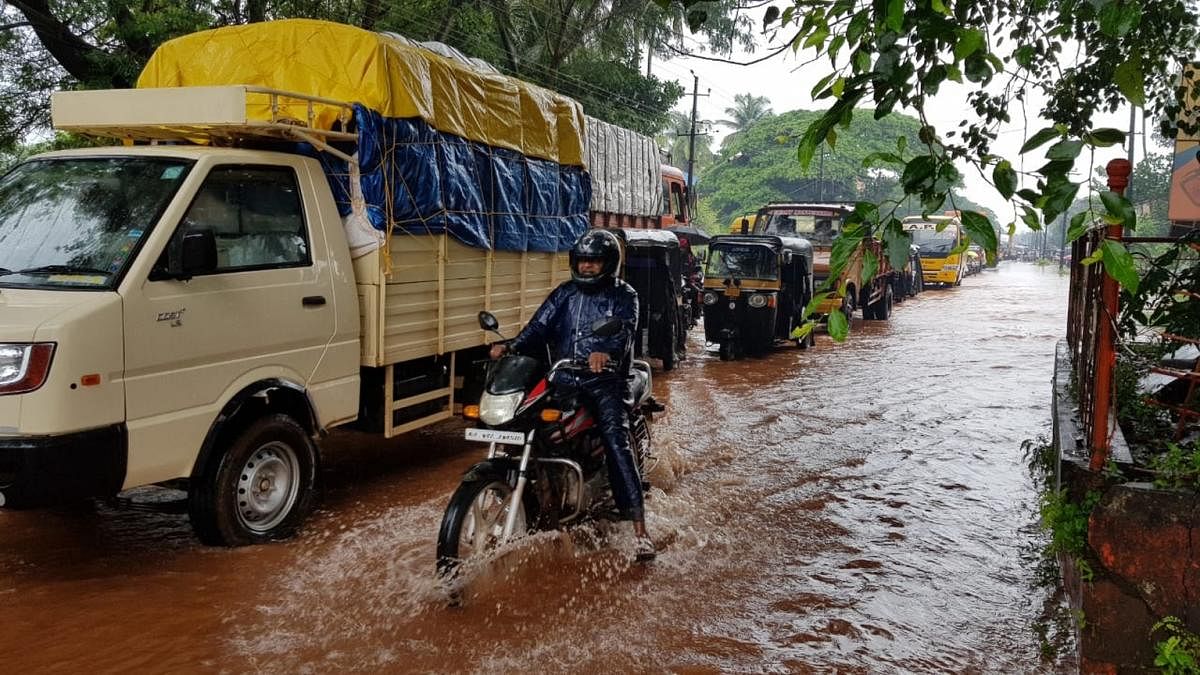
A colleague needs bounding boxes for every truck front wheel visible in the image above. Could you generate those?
[189,414,318,546]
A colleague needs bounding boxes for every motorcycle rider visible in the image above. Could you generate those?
[489,228,655,562]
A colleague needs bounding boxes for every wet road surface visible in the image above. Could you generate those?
[2,262,1069,673]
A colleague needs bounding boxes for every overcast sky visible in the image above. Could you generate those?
[650,30,1167,229]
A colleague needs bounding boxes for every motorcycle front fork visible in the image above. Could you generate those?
[501,429,537,540]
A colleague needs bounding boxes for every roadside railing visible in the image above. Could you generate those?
[1066,159,1200,469]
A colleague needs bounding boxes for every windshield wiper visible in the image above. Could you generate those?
[11,264,112,277]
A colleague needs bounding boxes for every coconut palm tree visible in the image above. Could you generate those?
[658,110,713,171]
[717,93,773,132]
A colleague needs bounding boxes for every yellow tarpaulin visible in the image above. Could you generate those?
[136,18,586,166]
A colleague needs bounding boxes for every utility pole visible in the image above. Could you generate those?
[1059,211,1068,271]
[1125,104,1137,237]
[686,71,700,202]
[817,148,826,201]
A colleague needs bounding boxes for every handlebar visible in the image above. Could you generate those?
[549,358,617,375]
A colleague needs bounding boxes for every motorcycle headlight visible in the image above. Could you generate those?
[703,292,718,306]
[479,391,524,425]
[0,343,56,395]
[747,293,768,308]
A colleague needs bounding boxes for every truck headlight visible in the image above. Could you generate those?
[479,391,523,425]
[0,343,56,395]
[747,293,768,308]
[702,292,718,306]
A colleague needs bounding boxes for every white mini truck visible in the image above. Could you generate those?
[0,86,570,544]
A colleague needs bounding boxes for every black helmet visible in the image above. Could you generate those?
[569,229,621,289]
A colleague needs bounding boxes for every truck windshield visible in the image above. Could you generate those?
[0,157,193,289]
[705,244,778,280]
[908,226,960,256]
[758,212,842,245]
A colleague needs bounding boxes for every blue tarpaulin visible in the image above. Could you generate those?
[318,105,590,252]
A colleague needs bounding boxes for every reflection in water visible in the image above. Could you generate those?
[1,263,1071,672]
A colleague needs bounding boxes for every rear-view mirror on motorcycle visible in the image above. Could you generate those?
[478,311,500,332]
[591,317,623,338]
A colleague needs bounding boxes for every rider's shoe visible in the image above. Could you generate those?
[634,536,656,563]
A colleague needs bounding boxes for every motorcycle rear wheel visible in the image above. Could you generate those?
[436,476,531,580]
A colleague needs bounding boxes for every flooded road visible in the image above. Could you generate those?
[2,262,1070,673]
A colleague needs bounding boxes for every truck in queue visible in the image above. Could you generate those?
[750,202,898,321]
[903,214,967,287]
[0,19,678,545]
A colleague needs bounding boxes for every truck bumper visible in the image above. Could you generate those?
[0,425,127,507]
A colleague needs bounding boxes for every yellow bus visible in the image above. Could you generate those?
[903,215,966,287]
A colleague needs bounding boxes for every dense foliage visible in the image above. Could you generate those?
[0,0,757,146]
[670,0,1199,298]
[697,108,996,225]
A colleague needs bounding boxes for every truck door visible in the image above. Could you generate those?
[121,162,336,487]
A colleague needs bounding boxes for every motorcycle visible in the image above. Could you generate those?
[436,311,663,582]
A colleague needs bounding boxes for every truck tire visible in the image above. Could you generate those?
[866,282,893,320]
[189,413,318,546]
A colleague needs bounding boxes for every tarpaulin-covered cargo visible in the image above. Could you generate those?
[585,116,664,218]
[137,18,590,253]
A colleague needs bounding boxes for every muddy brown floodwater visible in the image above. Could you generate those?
[2,262,1072,673]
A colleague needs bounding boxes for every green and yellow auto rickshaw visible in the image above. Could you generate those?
[702,234,814,360]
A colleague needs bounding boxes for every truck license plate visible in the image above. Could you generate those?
[464,427,526,446]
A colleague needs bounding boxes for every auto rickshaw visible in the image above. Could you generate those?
[615,228,689,371]
[702,234,815,360]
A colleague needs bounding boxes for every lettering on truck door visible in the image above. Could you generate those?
[121,161,336,487]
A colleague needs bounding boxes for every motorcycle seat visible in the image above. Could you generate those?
[626,360,652,407]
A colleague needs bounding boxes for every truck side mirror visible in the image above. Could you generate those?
[167,228,217,280]
[478,311,500,332]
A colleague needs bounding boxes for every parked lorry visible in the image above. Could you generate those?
[750,202,897,320]
[903,214,967,287]
[0,19,676,545]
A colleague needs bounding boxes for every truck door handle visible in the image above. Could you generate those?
[302,295,327,307]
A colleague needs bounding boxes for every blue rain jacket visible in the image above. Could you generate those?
[509,278,639,365]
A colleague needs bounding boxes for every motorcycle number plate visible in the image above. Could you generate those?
[465,427,527,446]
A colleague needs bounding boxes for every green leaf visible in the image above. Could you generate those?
[863,151,904,166]
[804,24,830,50]
[804,292,831,320]
[1080,247,1104,266]
[828,35,846,63]
[763,6,780,29]
[901,155,937,192]
[1014,45,1035,68]
[1100,239,1139,293]
[993,159,1017,200]
[961,211,999,258]
[811,72,837,99]
[827,307,849,342]
[886,0,904,32]
[855,49,872,72]
[1101,190,1137,231]
[686,9,708,32]
[896,135,907,154]
[1114,56,1145,106]
[884,227,913,270]
[1066,211,1090,243]
[946,64,962,83]
[953,28,985,60]
[1099,1,1142,37]
[1046,139,1084,160]
[1020,127,1061,154]
[1017,188,1041,203]
[1007,222,1016,238]
[1021,206,1041,230]
[832,76,845,98]
[1084,128,1126,148]
[847,11,869,45]
[860,249,880,288]
[931,0,949,15]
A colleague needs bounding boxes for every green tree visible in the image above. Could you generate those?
[717,93,773,132]
[659,110,714,172]
[674,0,1198,295]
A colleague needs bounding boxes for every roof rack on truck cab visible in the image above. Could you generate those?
[50,85,359,164]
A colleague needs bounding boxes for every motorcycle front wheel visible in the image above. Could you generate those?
[436,476,531,580]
